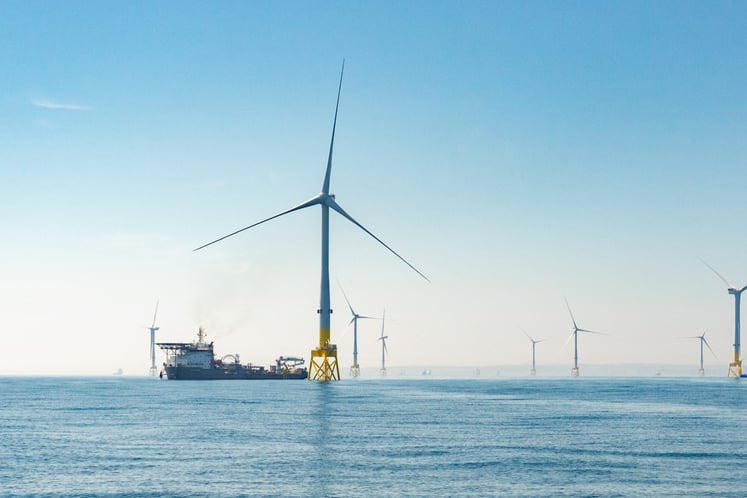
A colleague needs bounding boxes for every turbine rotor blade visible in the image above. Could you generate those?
[564,298,579,330]
[322,60,344,195]
[327,197,430,282]
[560,331,575,351]
[699,257,734,289]
[151,300,159,328]
[520,327,535,343]
[578,328,606,336]
[194,195,323,252]
[337,281,356,316]
[702,337,718,359]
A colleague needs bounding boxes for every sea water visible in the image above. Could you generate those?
[2,377,747,497]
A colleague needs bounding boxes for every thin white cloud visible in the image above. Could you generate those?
[31,98,93,111]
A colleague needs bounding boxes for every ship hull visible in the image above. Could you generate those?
[164,365,307,380]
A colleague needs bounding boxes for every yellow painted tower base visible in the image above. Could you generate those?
[728,358,742,378]
[309,344,340,381]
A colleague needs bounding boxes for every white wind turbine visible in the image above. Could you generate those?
[684,331,717,377]
[378,310,388,375]
[145,301,159,376]
[339,284,376,378]
[521,328,546,376]
[193,62,428,381]
[564,299,605,377]
[700,258,747,378]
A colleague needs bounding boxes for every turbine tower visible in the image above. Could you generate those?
[685,332,716,376]
[145,301,159,376]
[339,284,375,378]
[701,259,747,378]
[522,328,545,376]
[193,62,428,381]
[565,299,604,377]
[378,310,388,375]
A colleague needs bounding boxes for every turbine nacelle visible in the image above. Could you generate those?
[378,335,389,354]
[521,328,546,345]
[685,332,717,357]
[348,314,374,326]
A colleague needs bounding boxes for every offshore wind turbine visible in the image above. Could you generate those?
[685,332,717,377]
[193,62,428,381]
[700,258,747,378]
[564,299,605,377]
[378,310,388,375]
[521,328,545,376]
[145,301,159,376]
[339,283,375,378]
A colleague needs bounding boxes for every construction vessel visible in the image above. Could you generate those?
[157,327,307,380]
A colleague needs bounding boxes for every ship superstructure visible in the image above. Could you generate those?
[157,327,307,380]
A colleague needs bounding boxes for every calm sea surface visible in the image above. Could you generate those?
[2,377,747,497]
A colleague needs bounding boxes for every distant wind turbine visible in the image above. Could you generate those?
[193,61,428,381]
[684,332,717,377]
[564,299,605,377]
[339,283,376,378]
[145,301,159,376]
[378,310,388,375]
[700,258,747,378]
[521,328,546,376]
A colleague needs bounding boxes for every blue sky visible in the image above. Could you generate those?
[2,1,747,375]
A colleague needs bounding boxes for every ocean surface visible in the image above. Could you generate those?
[2,377,747,497]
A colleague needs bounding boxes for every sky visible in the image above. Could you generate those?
[2,1,747,376]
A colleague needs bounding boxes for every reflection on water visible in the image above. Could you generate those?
[309,381,336,497]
